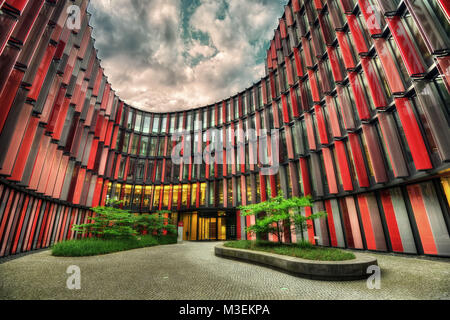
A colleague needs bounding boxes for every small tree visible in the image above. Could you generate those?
[72,201,137,239]
[72,201,177,240]
[239,192,326,243]
[287,197,327,241]
[134,211,177,236]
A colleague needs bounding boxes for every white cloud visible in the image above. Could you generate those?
[188,40,216,59]
[88,0,286,112]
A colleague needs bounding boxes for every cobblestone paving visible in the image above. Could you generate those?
[0,242,449,300]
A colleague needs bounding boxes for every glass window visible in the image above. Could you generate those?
[191,183,197,206]
[143,115,151,134]
[155,160,164,181]
[235,179,241,205]
[134,112,142,132]
[136,159,145,181]
[242,93,248,115]
[152,116,160,133]
[227,179,232,206]
[158,137,165,156]
[177,113,183,131]
[199,183,206,206]
[122,132,130,153]
[123,184,132,208]
[172,185,179,207]
[181,184,189,206]
[246,175,252,204]
[140,136,149,156]
[266,79,272,103]
[249,89,255,112]
[167,137,173,157]
[258,85,263,108]
[292,122,303,155]
[133,185,143,210]
[226,101,231,122]
[153,186,161,208]
[274,72,280,97]
[162,186,170,208]
[146,161,154,183]
[218,104,223,124]
[127,158,136,181]
[160,115,167,133]
[186,112,193,131]
[194,111,200,130]
[127,110,133,130]
[118,158,126,180]
[143,186,153,208]
[210,107,216,127]
[218,180,224,205]
[165,159,172,181]
[169,114,176,133]
[131,135,139,155]
[149,137,157,157]
[203,109,209,129]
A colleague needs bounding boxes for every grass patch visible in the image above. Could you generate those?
[51,234,177,257]
[223,240,355,261]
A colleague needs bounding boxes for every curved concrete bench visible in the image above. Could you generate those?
[215,244,378,281]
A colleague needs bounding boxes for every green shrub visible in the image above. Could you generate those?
[134,211,177,236]
[52,234,177,257]
[224,240,355,261]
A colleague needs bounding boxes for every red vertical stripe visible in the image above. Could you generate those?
[325,200,338,247]
[305,207,316,245]
[407,185,437,255]
[395,98,432,170]
[357,195,376,250]
[380,190,404,252]
[335,140,353,191]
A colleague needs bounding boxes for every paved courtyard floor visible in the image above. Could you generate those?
[0,241,449,300]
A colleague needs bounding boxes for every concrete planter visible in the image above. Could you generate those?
[215,244,378,281]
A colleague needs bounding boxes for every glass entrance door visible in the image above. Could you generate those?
[198,217,217,240]
[181,212,198,241]
[179,211,234,241]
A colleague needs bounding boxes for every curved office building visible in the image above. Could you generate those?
[0,0,449,258]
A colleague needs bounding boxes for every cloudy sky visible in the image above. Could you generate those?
[87,0,287,112]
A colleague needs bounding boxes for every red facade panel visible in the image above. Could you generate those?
[334,140,353,191]
[395,98,433,170]
[336,31,356,70]
[322,147,338,194]
[348,133,370,188]
[361,124,388,184]
[314,105,329,145]
[387,16,426,77]
[373,38,406,94]
[360,57,388,109]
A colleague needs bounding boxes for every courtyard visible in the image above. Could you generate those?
[0,242,448,300]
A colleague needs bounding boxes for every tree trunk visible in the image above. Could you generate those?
[276,222,282,244]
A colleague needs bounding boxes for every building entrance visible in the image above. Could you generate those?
[179,211,236,241]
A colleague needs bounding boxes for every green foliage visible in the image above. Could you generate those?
[51,235,177,257]
[72,202,137,239]
[239,192,327,242]
[224,240,355,261]
[134,211,177,236]
[72,201,176,240]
